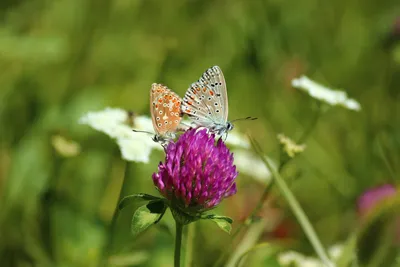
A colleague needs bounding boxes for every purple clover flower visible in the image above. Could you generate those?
[357,184,397,218]
[357,184,400,245]
[152,128,238,215]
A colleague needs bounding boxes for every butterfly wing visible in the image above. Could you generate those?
[150,83,182,138]
[182,66,229,129]
[200,66,229,122]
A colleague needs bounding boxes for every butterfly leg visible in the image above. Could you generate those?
[224,132,229,142]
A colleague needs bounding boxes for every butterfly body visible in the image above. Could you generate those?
[150,83,183,147]
[181,66,234,136]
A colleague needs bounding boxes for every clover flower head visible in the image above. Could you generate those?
[152,128,238,214]
[357,184,397,217]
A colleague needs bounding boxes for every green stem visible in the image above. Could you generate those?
[185,223,195,267]
[252,139,334,267]
[100,161,130,267]
[41,154,63,262]
[376,135,397,183]
[299,104,322,144]
[279,104,322,170]
[214,106,322,267]
[174,222,184,267]
[213,180,274,267]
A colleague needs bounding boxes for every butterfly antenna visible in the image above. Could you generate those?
[231,116,258,122]
[132,129,153,135]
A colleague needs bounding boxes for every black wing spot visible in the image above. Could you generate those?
[216,94,221,97]
[216,109,220,113]
[214,102,218,106]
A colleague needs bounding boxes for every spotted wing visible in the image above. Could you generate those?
[181,66,228,128]
[150,83,182,137]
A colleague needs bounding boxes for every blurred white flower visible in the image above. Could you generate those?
[225,131,250,149]
[79,107,162,163]
[292,75,361,111]
[277,133,306,158]
[278,244,343,267]
[278,251,321,267]
[233,150,275,183]
[79,107,129,138]
[79,108,252,163]
[327,244,344,261]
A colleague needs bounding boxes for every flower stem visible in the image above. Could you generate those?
[174,222,184,267]
[213,180,274,267]
[279,103,321,170]
[252,139,334,267]
[185,223,195,267]
[100,161,130,267]
[299,103,322,143]
[214,107,322,267]
[376,135,397,183]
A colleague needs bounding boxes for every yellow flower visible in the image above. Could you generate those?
[277,133,306,158]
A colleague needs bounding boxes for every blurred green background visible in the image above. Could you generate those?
[1,0,400,266]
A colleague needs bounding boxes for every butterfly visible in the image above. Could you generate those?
[181,66,255,137]
[181,66,230,135]
[149,83,183,147]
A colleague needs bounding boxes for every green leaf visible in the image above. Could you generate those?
[235,242,275,267]
[108,251,149,266]
[131,201,167,236]
[118,193,161,211]
[203,215,233,234]
[335,234,356,267]
[155,222,174,237]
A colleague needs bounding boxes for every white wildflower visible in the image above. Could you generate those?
[233,150,275,183]
[278,244,344,267]
[292,75,361,111]
[79,107,162,163]
[225,131,250,149]
[277,133,306,158]
[79,107,129,138]
[278,251,321,267]
[328,244,343,261]
[116,135,159,163]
